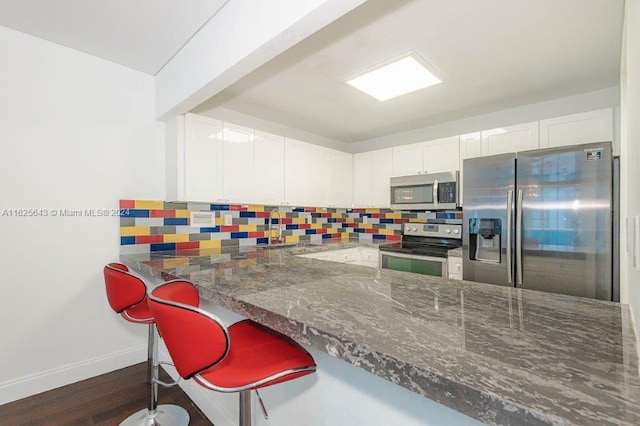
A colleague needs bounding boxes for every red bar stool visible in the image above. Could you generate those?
[103,263,189,426]
[148,280,317,426]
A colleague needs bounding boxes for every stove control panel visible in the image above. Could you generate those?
[403,223,462,239]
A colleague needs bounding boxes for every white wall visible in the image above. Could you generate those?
[0,26,165,403]
[620,0,640,344]
[350,87,620,153]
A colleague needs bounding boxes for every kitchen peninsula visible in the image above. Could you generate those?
[121,243,640,426]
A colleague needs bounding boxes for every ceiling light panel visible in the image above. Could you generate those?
[346,55,442,101]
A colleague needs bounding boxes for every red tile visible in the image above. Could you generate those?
[221,225,239,232]
[177,242,199,250]
[365,229,377,234]
[388,235,402,241]
[281,218,293,224]
[352,209,365,214]
[120,200,135,208]
[230,205,245,211]
[136,235,163,244]
[332,233,342,239]
[316,229,327,234]
[150,210,175,218]
[249,231,265,238]
[299,224,310,230]
[322,213,331,218]
[372,213,383,218]
[304,207,316,213]
[256,212,270,218]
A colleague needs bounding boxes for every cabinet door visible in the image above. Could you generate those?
[184,114,223,202]
[353,152,372,207]
[284,138,328,207]
[328,150,353,208]
[254,130,285,205]
[222,123,254,203]
[539,108,613,149]
[481,122,539,155]
[459,132,481,205]
[423,136,460,173]
[392,142,423,176]
[371,148,393,208]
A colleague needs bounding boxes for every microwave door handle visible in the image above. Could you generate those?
[433,180,439,207]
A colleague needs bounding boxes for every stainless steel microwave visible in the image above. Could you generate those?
[390,171,459,210]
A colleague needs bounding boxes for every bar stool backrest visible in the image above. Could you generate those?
[149,281,231,380]
[103,263,146,313]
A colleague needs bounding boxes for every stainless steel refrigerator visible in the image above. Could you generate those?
[462,142,616,301]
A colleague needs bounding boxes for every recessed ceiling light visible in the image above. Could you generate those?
[346,55,442,101]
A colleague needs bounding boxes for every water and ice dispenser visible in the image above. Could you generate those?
[468,218,502,263]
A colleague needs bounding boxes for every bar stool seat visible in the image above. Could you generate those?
[103,263,189,426]
[149,280,316,426]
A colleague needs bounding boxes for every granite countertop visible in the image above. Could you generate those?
[121,242,640,426]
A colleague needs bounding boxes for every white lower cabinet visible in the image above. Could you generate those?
[297,247,379,268]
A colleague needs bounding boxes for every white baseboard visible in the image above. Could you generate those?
[0,345,147,405]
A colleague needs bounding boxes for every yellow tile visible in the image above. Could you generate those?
[174,210,190,218]
[247,205,264,212]
[360,223,373,229]
[163,234,190,243]
[239,224,257,232]
[379,229,396,235]
[134,200,164,210]
[385,213,401,219]
[311,223,323,229]
[409,218,427,223]
[215,218,224,225]
[163,258,189,269]
[365,208,380,214]
[286,235,299,244]
[200,240,221,249]
[120,226,150,236]
[293,218,305,224]
[341,233,349,241]
[332,213,342,218]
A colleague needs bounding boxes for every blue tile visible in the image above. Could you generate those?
[240,211,256,218]
[200,226,220,233]
[354,228,365,233]
[321,234,332,239]
[120,236,136,245]
[257,238,268,245]
[292,207,305,212]
[373,234,386,240]
[231,232,249,239]
[164,218,188,226]
[210,204,230,211]
[286,224,299,230]
[121,209,149,218]
[380,219,394,224]
[311,213,322,218]
[328,218,336,223]
[150,243,176,252]
[305,229,317,235]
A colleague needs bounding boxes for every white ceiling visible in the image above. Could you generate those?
[0,0,228,75]
[193,0,624,143]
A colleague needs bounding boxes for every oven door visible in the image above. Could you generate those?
[379,251,448,277]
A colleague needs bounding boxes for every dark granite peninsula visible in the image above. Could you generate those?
[121,242,640,426]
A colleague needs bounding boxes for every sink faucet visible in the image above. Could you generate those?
[268,209,282,245]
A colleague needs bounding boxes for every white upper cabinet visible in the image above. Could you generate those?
[392,137,459,177]
[284,138,329,207]
[222,123,254,203]
[370,148,393,208]
[328,150,353,208]
[183,114,223,202]
[423,136,460,173]
[254,130,285,205]
[539,108,613,149]
[459,132,481,206]
[353,148,392,208]
[481,122,539,155]
[392,142,423,177]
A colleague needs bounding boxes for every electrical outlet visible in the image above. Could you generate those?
[224,214,232,226]
[362,215,368,224]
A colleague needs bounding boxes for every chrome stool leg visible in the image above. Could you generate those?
[120,324,190,426]
[239,390,251,426]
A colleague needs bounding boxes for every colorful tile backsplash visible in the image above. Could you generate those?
[119,200,463,254]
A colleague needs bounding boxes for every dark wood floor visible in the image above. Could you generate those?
[0,363,213,425]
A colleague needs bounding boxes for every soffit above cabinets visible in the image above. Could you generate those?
[0,0,227,75]
[193,0,624,144]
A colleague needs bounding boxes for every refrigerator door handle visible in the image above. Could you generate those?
[506,190,513,284]
[516,189,524,285]
[433,180,439,207]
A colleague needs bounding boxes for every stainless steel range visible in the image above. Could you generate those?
[379,222,462,277]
